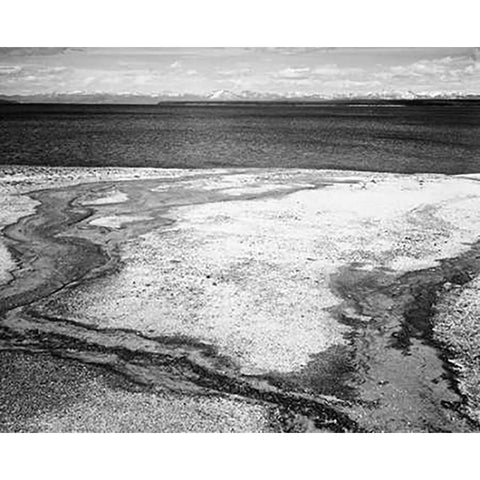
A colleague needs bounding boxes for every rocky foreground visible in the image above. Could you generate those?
[1,166,480,432]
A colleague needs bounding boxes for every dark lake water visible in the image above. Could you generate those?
[1,103,479,174]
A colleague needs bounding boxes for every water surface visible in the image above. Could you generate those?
[1,102,479,173]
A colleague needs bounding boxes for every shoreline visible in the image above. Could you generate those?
[2,166,480,431]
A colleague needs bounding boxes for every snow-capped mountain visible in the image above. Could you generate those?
[1,90,479,104]
[206,90,243,101]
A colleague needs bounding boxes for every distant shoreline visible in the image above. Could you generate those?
[2,98,480,107]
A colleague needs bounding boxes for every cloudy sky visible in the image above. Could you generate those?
[0,47,479,97]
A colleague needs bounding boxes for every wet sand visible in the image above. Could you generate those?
[2,166,480,432]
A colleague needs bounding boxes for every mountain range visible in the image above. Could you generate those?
[1,90,479,104]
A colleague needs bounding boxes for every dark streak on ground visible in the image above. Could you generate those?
[0,311,357,432]
[0,175,358,432]
[2,174,480,431]
[327,247,480,430]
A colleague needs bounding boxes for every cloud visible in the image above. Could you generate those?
[375,53,480,83]
[37,66,68,75]
[274,67,311,79]
[312,64,362,76]
[272,64,365,83]
[245,47,333,56]
[0,48,73,57]
[0,64,68,79]
[2,48,479,97]
[0,65,22,75]
[217,67,252,76]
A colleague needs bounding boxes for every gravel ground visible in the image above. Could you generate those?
[0,350,273,433]
[433,276,480,423]
[40,170,480,375]
[0,165,193,286]
[4,166,480,431]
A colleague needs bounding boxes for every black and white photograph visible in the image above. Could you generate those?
[1,0,480,477]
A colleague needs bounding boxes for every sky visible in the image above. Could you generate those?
[0,47,479,97]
